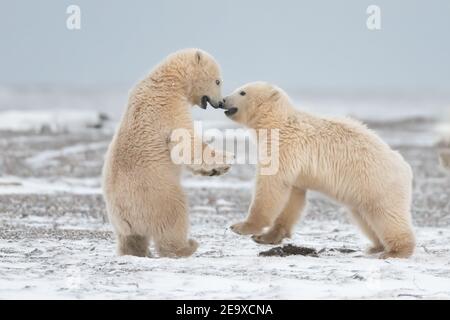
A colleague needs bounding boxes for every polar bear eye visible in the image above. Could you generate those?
[216,80,221,86]
[240,91,246,96]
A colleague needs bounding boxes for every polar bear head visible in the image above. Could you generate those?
[185,49,224,109]
[223,82,286,127]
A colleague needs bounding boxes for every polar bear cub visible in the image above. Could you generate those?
[224,82,415,258]
[102,49,230,258]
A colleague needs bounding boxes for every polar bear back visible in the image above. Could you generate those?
[277,110,412,207]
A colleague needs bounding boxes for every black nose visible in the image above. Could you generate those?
[218,101,224,109]
[223,98,226,102]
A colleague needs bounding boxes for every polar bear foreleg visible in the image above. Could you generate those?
[230,176,291,236]
[169,131,231,176]
[252,188,306,244]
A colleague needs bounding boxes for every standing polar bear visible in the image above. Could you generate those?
[224,82,415,259]
[102,49,230,258]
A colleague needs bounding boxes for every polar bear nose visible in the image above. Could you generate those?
[218,100,224,109]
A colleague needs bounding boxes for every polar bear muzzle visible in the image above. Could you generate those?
[200,95,224,109]
[200,95,209,109]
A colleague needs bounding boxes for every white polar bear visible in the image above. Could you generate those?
[440,151,450,170]
[223,82,415,259]
[102,49,230,258]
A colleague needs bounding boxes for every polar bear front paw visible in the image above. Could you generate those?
[189,163,231,176]
[230,221,264,235]
[187,150,233,176]
[251,226,289,245]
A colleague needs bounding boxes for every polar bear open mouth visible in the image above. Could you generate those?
[200,96,210,109]
[224,107,238,117]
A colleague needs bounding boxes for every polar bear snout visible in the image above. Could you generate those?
[200,95,224,109]
[200,95,209,109]
[222,97,238,117]
[211,98,224,109]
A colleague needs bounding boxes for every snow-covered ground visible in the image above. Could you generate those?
[0,89,449,299]
[2,211,450,299]
[0,110,108,133]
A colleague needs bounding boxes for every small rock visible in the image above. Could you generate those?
[259,244,319,257]
[26,248,43,256]
[352,274,365,281]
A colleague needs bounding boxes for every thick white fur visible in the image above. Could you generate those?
[225,82,415,259]
[439,151,450,170]
[102,49,230,257]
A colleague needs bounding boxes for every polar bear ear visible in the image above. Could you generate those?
[195,50,203,64]
[268,88,280,101]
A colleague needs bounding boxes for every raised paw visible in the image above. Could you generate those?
[188,149,233,176]
[196,164,230,176]
[230,221,264,235]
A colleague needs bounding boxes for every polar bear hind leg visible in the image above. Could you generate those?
[117,234,150,257]
[363,206,415,259]
[153,198,198,258]
[349,209,384,254]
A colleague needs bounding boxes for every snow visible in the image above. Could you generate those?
[0,177,253,195]
[0,177,100,195]
[0,110,108,133]
[0,93,449,299]
[26,142,109,168]
[0,172,449,299]
[1,212,450,299]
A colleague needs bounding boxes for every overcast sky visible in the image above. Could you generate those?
[1,0,449,93]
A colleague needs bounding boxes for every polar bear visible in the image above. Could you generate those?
[440,151,450,170]
[102,49,230,258]
[223,82,416,259]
